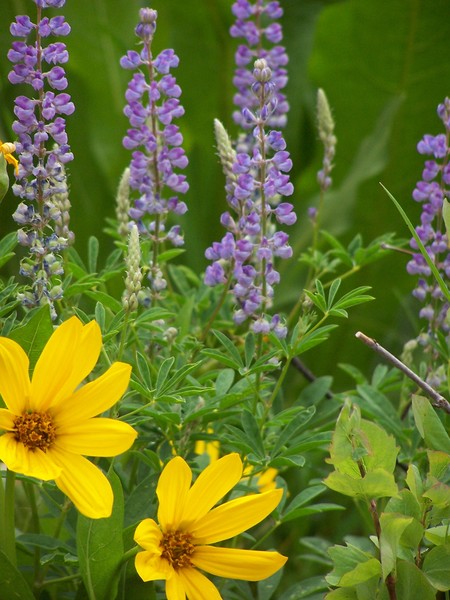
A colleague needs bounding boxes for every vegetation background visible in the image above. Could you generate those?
[1,0,450,589]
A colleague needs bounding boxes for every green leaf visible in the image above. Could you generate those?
[83,290,123,312]
[88,235,99,273]
[326,543,379,587]
[295,324,338,354]
[422,544,450,591]
[211,330,244,368]
[272,406,316,456]
[76,469,125,600]
[395,559,436,600]
[0,550,35,600]
[379,512,414,578]
[9,306,54,372]
[424,525,450,546]
[241,410,265,458]
[215,369,235,396]
[324,469,398,500]
[155,357,175,395]
[412,395,450,453]
[0,231,18,268]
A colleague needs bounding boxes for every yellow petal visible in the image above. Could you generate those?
[256,468,278,492]
[177,567,222,600]
[165,572,187,600]
[157,456,192,530]
[53,362,132,427]
[0,338,30,414]
[179,453,242,529]
[134,518,163,551]
[51,447,113,518]
[0,433,61,479]
[0,409,14,431]
[55,418,137,457]
[192,546,287,581]
[135,550,172,582]
[31,318,101,412]
[191,488,283,544]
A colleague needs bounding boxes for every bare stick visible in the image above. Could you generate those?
[355,331,450,415]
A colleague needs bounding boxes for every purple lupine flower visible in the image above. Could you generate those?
[230,0,289,133]
[121,8,189,300]
[8,0,74,319]
[206,58,295,337]
[406,97,450,384]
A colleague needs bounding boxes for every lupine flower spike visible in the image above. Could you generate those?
[205,58,295,337]
[121,8,189,304]
[134,453,287,599]
[406,97,450,386]
[230,0,289,135]
[0,316,137,518]
[8,0,75,318]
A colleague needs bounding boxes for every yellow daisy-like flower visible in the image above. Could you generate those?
[134,453,287,599]
[0,140,19,175]
[0,316,137,519]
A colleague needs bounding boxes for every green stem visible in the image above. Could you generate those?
[0,469,17,567]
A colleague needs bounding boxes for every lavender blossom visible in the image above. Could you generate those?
[121,8,188,301]
[8,0,74,319]
[205,58,295,337]
[406,97,450,382]
[230,0,289,132]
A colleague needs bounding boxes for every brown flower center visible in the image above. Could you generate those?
[13,411,56,451]
[160,530,195,570]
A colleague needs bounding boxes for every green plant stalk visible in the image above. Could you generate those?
[0,469,17,567]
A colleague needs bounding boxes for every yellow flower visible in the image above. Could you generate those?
[134,453,287,599]
[196,433,278,493]
[243,465,278,493]
[0,140,19,175]
[0,316,137,519]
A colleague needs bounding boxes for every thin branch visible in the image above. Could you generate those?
[355,331,450,414]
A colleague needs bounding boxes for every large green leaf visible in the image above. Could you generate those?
[0,550,35,600]
[76,469,125,600]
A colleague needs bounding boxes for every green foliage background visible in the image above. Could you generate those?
[1,0,450,380]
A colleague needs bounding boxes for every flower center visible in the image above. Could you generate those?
[13,411,56,451]
[160,530,195,570]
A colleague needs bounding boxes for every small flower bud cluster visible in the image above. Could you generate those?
[406,98,450,385]
[116,167,131,237]
[123,223,143,312]
[8,0,74,319]
[120,8,189,299]
[316,88,336,192]
[205,59,295,337]
[230,0,289,132]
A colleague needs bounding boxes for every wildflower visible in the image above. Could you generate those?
[405,97,450,386]
[407,97,450,331]
[205,59,295,336]
[0,316,137,518]
[8,1,75,318]
[134,453,286,598]
[230,0,288,131]
[121,8,188,300]
[0,140,19,175]
[195,431,278,492]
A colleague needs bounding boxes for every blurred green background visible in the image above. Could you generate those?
[1,0,450,385]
